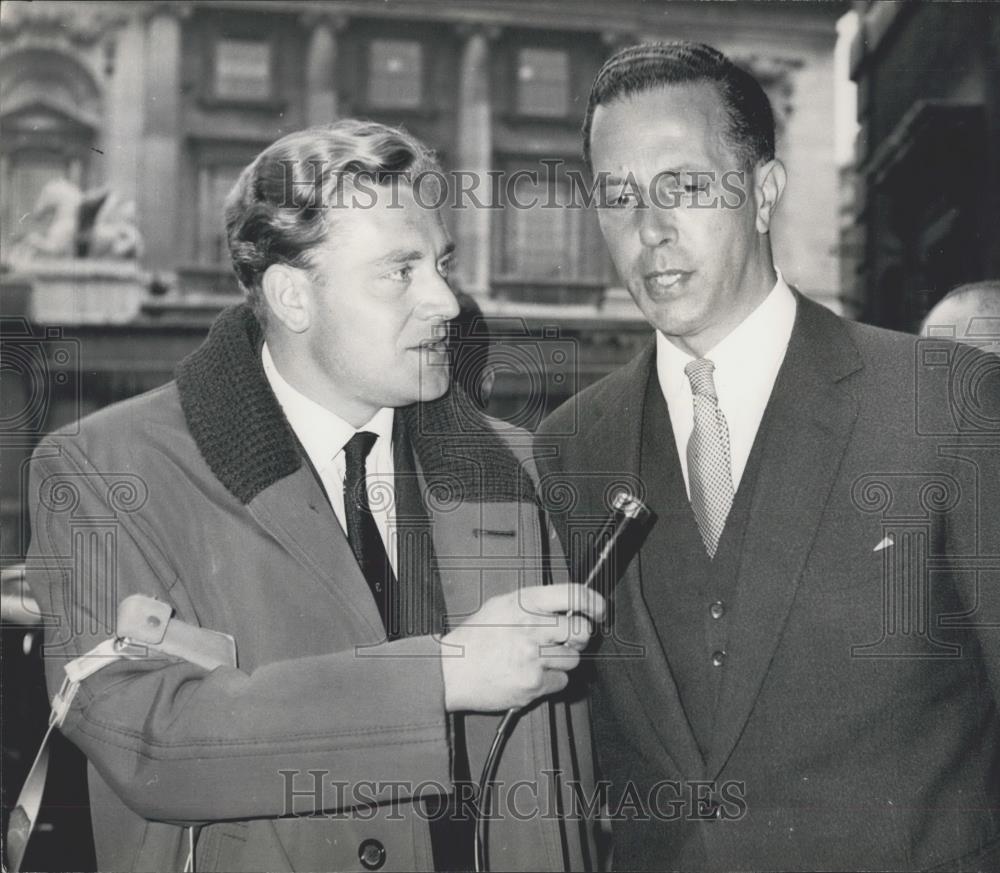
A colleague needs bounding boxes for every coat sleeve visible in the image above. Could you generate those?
[943,443,1000,717]
[26,439,452,825]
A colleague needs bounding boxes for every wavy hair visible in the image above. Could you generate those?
[224,120,441,324]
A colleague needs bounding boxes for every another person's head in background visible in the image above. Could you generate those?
[224,120,459,426]
[448,289,495,410]
[921,280,1000,354]
[584,41,786,357]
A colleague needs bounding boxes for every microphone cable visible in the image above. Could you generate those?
[473,491,654,872]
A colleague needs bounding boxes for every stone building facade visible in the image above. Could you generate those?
[847,1,1000,331]
[2,0,846,548]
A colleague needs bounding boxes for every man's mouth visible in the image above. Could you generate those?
[643,270,693,297]
[414,338,449,354]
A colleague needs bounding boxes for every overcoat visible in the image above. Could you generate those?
[27,304,598,872]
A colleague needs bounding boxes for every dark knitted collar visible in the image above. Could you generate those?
[175,304,534,506]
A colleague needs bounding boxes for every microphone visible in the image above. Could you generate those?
[579,490,654,594]
[473,490,655,872]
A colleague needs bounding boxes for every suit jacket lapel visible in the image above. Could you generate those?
[585,339,706,778]
[705,295,862,779]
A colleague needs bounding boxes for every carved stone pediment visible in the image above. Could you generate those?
[0,1,127,49]
[0,46,102,129]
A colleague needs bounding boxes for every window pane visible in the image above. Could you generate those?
[216,38,272,100]
[368,39,423,109]
[499,169,612,283]
[517,48,569,117]
[504,175,569,279]
[198,164,245,264]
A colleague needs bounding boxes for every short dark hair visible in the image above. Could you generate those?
[582,41,775,171]
[224,120,441,325]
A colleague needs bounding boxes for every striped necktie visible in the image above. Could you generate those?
[684,358,735,558]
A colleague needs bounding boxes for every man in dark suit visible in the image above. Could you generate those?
[24,120,604,872]
[535,42,1000,871]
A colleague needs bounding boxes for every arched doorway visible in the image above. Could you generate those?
[0,48,102,261]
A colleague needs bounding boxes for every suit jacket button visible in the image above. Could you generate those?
[359,838,386,870]
[709,600,725,620]
[711,650,726,667]
[698,798,722,819]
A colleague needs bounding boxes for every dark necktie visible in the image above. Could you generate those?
[343,430,400,639]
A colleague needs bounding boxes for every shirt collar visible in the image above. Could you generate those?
[656,268,796,392]
[261,342,394,470]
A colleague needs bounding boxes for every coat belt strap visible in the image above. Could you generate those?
[5,595,237,873]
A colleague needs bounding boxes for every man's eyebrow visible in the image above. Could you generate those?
[372,248,424,267]
[371,242,455,268]
[605,167,704,185]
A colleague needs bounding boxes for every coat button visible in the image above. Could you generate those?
[711,650,726,667]
[709,600,725,620]
[697,798,722,819]
[358,838,386,870]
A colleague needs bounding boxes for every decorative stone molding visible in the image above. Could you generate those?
[454,22,502,43]
[732,53,804,132]
[140,1,194,22]
[0,2,128,48]
[15,259,151,326]
[299,10,349,33]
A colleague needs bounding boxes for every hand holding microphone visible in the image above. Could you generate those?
[441,491,653,714]
[441,583,605,713]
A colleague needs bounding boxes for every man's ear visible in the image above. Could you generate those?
[261,264,311,333]
[753,158,786,234]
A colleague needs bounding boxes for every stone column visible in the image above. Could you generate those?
[138,3,185,272]
[105,15,145,210]
[600,30,637,57]
[597,31,639,315]
[304,13,347,126]
[454,26,497,300]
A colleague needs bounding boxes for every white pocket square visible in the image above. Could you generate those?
[873,536,894,552]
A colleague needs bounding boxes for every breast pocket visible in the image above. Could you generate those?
[196,821,248,871]
[801,506,901,593]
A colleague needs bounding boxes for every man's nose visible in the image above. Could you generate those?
[638,201,678,249]
[419,272,461,321]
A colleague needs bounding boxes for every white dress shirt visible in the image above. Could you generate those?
[262,343,397,572]
[656,271,797,497]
